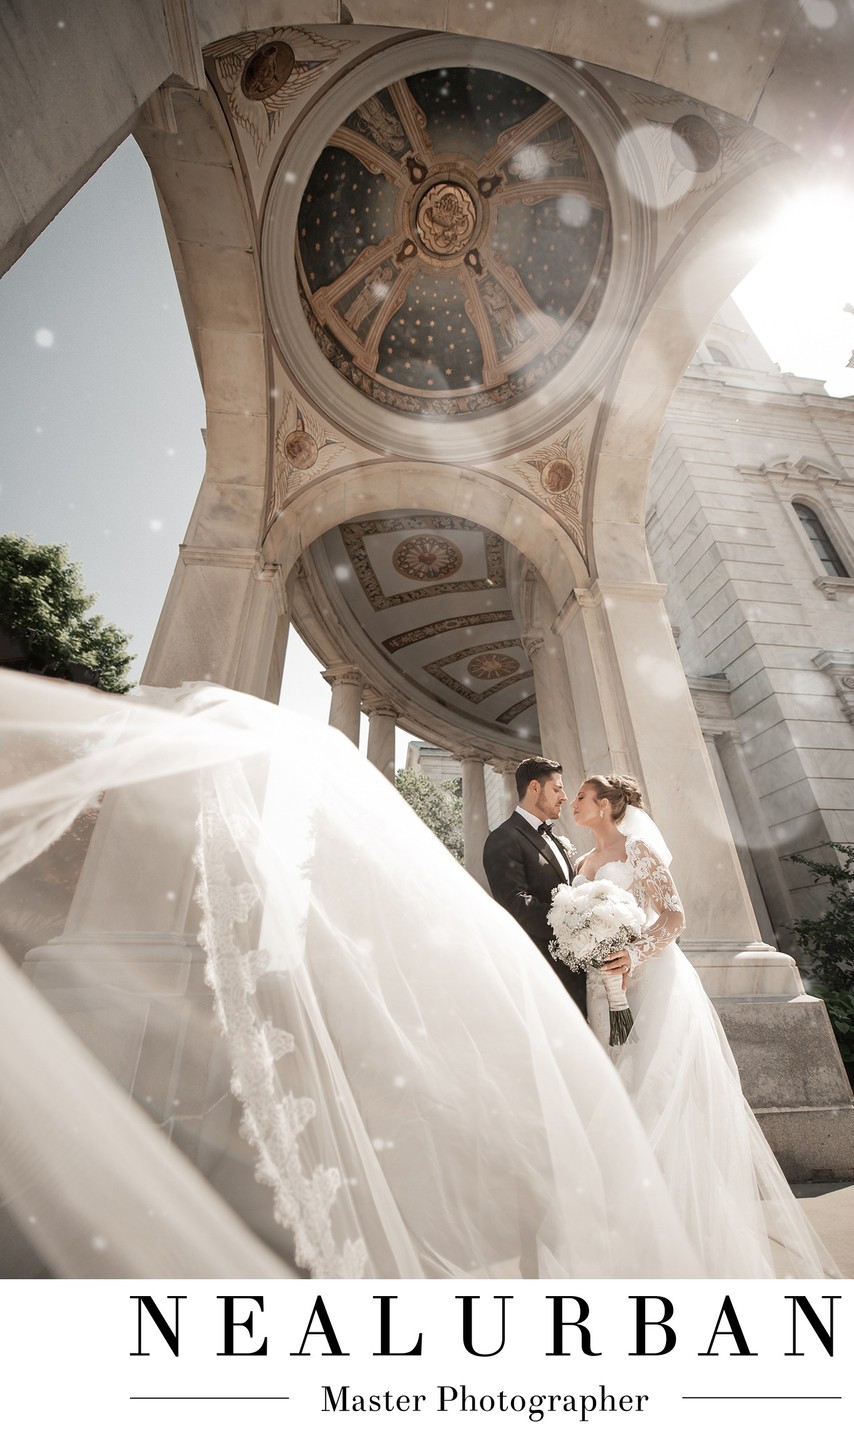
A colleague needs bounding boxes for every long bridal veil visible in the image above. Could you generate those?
[0,674,833,1279]
[0,672,705,1279]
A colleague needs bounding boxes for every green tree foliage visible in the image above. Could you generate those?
[0,534,134,693]
[395,768,464,863]
[788,842,854,1065]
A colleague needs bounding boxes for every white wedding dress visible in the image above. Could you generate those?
[576,837,836,1277]
[0,673,834,1278]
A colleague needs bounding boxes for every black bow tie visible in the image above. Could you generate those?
[537,822,552,836]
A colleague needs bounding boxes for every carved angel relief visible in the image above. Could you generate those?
[514,428,586,555]
[616,86,782,221]
[267,394,349,526]
[207,27,349,165]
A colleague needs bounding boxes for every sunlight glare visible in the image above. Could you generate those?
[734,185,854,397]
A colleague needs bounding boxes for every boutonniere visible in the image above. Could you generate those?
[553,834,577,859]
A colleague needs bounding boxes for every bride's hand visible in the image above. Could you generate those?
[603,948,631,991]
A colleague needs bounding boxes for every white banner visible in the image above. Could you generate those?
[2,1278,846,1431]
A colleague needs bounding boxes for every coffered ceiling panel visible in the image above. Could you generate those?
[313,512,540,744]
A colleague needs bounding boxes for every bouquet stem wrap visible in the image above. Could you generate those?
[547,878,647,1046]
[600,971,634,1046]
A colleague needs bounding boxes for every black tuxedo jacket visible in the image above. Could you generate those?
[482,811,587,1014]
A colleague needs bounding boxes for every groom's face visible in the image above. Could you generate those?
[532,773,567,822]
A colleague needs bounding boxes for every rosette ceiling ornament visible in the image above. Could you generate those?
[295,67,612,421]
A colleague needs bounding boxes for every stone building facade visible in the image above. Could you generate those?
[654,300,854,947]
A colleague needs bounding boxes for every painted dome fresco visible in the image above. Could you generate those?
[295,67,612,421]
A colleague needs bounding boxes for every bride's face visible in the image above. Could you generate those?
[570,783,604,828]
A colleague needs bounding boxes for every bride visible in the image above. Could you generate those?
[0,674,835,1279]
[569,773,836,1278]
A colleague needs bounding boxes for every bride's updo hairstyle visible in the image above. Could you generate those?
[585,773,645,822]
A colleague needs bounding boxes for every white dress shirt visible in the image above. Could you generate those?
[514,805,570,881]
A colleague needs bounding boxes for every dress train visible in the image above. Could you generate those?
[580,847,836,1278]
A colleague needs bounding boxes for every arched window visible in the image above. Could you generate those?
[793,503,849,577]
[707,344,732,366]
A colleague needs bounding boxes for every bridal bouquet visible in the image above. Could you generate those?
[547,880,646,1045]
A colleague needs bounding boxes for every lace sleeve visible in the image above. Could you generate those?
[626,836,685,963]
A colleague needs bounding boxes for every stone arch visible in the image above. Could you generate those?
[135,87,270,557]
[263,458,590,610]
[262,461,586,762]
[587,149,803,585]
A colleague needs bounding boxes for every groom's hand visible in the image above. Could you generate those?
[603,948,631,991]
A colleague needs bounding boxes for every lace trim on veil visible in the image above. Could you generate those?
[194,786,366,1278]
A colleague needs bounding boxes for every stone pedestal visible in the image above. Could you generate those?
[715,994,854,1182]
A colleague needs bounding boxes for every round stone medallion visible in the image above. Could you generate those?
[670,115,721,173]
[540,458,576,494]
[415,182,477,257]
[392,535,464,581]
[241,42,295,101]
[467,653,520,680]
[283,429,318,470]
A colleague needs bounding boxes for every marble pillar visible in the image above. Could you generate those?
[363,692,398,783]
[524,580,584,791]
[458,750,489,889]
[492,760,519,819]
[143,548,290,701]
[713,728,799,942]
[558,580,777,965]
[323,663,364,746]
[702,728,775,946]
[555,579,854,1179]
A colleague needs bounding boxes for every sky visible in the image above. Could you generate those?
[1,136,853,763]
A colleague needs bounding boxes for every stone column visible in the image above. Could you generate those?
[524,578,584,788]
[142,549,290,701]
[702,728,776,945]
[457,750,489,889]
[322,663,364,746]
[363,692,398,783]
[492,760,519,818]
[556,579,854,1179]
[714,728,798,941]
[557,580,766,961]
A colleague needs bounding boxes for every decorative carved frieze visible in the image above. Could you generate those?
[206,27,350,165]
[613,82,788,222]
[322,662,364,690]
[266,392,350,529]
[361,690,400,720]
[513,427,586,557]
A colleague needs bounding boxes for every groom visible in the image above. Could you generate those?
[482,757,587,1015]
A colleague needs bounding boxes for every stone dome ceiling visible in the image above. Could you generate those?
[294,66,611,421]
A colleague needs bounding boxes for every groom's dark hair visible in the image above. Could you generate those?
[515,756,562,799]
